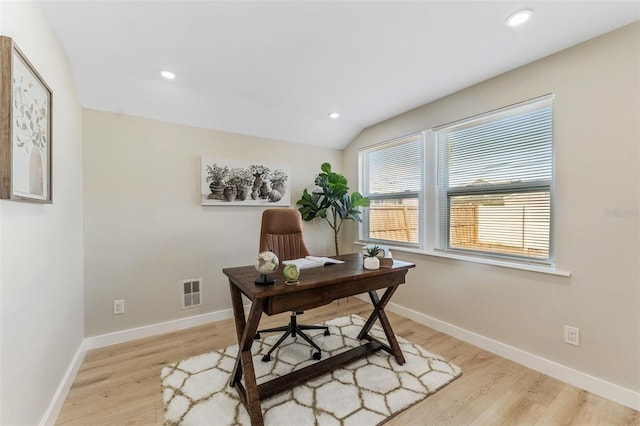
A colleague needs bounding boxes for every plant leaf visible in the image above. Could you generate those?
[320,162,332,174]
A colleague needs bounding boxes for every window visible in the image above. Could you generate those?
[436,95,554,263]
[360,134,423,247]
[358,95,555,267]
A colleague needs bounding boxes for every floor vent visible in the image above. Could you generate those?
[181,278,202,309]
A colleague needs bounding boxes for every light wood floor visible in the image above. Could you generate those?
[56,298,639,425]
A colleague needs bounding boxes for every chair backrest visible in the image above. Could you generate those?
[259,209,310,261]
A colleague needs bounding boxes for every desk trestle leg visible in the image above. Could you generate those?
[228,281,266,426]
[358,287,406,365]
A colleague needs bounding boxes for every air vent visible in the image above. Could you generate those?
[181,278,202,309]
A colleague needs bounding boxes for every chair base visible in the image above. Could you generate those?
[255,313,330,362]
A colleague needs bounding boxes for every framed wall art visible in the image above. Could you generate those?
[201,157,290,206]
[0,36,53,203]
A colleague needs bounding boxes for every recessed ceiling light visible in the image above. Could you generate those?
[160,70,176,80]
[505,9,533,27]
[328,112,340,119]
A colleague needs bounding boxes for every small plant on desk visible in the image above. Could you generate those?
[363,245,382,270]
[365,245,382,257]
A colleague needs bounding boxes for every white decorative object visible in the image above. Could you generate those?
[363,256,380,270]
[254,251,279,285]
[363,245,383,270]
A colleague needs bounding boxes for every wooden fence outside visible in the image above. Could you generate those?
[369,204,419,243]
[369,203,547,259]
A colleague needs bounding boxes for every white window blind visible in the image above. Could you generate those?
[360,134,423,247]
[437,95,554,262]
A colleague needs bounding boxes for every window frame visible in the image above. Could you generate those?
[359,133,424,249]
[435,95,555,265]
[357,95,559,271]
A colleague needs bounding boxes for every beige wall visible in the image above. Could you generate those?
[82,110,342,337]
[0,1,85,424]
[343,23,640,392]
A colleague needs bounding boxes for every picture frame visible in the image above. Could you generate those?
[201,157,290,207]
[0,36,53,203]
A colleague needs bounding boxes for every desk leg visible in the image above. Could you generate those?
[358,286,405,365]
[229,281,265,426]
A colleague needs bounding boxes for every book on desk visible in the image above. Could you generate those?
[282,256,345,269]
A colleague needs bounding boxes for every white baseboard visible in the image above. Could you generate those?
[384,300,640,411]
[39,341,87,426]
[43,305,241,425]
[84,306,239,350]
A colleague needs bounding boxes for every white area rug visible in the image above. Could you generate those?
[162,314,461,425]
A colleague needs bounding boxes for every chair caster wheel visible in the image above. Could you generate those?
[254,333,261,340]
[324,330,330,336]
[313,352,321,360]
[262,354,271,362]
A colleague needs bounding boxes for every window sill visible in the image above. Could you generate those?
[353,242,571,277]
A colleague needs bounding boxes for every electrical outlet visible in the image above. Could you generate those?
[113,299,125,315]
[564,325,579,346]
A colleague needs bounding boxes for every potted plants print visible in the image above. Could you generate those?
[201,158,291,206]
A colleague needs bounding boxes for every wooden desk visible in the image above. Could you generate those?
[223,253,415,426]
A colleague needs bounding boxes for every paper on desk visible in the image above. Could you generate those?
[282,256,345,269]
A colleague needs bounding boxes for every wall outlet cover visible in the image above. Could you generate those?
[564,325,579,346]
[113,299,125,315]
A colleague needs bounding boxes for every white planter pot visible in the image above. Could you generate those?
[363,256,380,270]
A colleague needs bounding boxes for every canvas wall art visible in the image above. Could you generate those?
[0,36,53,203]
[201,157,290,206]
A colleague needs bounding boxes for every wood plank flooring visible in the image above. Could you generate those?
[56,299,639,425]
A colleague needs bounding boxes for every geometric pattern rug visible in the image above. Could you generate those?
[161,314,461,425]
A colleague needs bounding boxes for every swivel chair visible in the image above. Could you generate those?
[255,208,330,362]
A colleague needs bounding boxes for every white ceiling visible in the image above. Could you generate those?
[41,1,639,149]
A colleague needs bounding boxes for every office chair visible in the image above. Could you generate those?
[254,208,330,362]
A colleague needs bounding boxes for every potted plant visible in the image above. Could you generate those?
[223,184,237,201]
[269,169,288,196]
[206,164,229,197]
[363,245,382,270]
[227,167,254,201]
[250,164,271,199]
[297,163,370,255]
